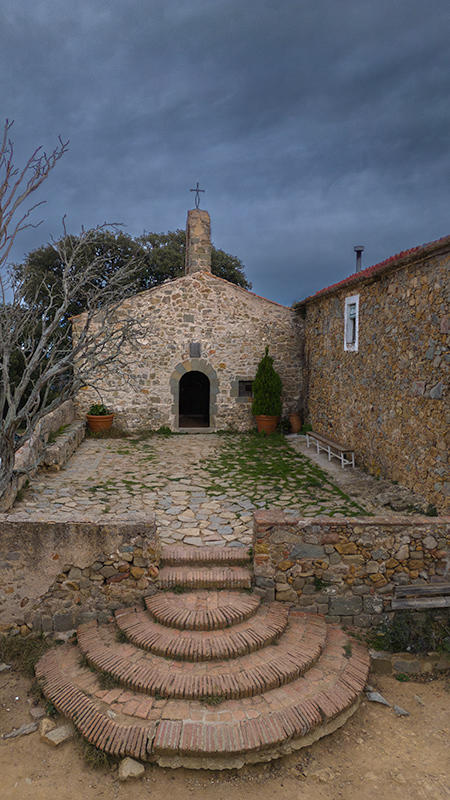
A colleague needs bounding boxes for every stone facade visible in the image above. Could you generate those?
[73,212,448,511]
[253,509,450,626]
[74,271,302,431]
[298,238,450,514]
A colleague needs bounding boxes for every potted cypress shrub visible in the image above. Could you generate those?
[251,347,282,434]
[86,403,115,433]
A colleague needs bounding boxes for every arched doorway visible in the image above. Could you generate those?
[179,371,210,428]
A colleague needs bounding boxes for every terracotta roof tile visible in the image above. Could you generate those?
[301,232,450,304]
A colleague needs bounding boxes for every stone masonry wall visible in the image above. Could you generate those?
[185,209,212,274]
[2,400,78,511]
[74,272,302,431]
[253,510,450,627]
[0,520,159,635]
[299,247,450,513]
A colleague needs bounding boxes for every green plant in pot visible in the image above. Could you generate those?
[86,403,115,433]
[251,346,282,434]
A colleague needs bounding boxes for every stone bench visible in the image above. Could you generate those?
[392,582,450,610]
[306,431,355,468]
[42,419,86,471]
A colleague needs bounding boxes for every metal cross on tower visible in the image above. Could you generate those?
[190,182,205,209]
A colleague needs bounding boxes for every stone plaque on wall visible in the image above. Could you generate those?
[189,342,201,358]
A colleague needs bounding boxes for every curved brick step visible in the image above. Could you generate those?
[161,546,251,566]
[35,648,151,761]
[114,600,289,661]
[145,590,260,631]
[158,565,252,590]
[35,625,370,769]
[76,611,327,700]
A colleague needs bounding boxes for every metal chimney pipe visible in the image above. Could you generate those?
[354,246,364,273]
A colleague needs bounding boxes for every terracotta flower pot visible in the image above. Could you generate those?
[255,415,280,435]
[289,413,302,433]
[86,413,114,433]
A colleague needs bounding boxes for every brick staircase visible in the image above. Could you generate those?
[35,545,370,769]
[158,545,253,590]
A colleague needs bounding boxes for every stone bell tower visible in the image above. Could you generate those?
[185,208,212,275]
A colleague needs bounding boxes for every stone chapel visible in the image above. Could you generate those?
[73,206,449,513]
[74,208,302,431]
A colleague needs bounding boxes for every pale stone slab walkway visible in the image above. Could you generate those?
[2,433,369,548]
[3,436,253,547]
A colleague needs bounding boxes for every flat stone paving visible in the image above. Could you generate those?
[3,433,370,547]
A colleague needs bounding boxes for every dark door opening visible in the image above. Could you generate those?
[178,371,210,428]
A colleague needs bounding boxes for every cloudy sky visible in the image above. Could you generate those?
[2,0,450,305]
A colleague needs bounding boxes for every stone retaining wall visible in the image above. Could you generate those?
[0,519,159,635]
[253,510,450,626]
[2,400,79,511]
[370,648,450,676]
[42,419,86,471]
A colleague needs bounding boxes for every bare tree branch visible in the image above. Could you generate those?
[0,123,148,508]
[0,119,69,301]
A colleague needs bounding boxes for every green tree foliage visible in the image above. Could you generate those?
[136,229,185,285]
[16,228,251,326]
[211,247,250,288]
[138,229,251,289]
[15,229,144,323]
[251,347,282,417]
[6,307,61,414]
[10,229,144,397]
[9,227,251,420]
[2,222,149,508]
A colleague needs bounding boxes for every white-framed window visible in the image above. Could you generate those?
[344,294,359,352]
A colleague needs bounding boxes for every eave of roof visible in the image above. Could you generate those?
[297,232,450,307]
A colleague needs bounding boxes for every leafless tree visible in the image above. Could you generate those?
[0,119,69,288]
[0,122,146,508]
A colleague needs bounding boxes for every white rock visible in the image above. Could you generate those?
[39,718,56,736]
[41,721,76,746]
[29,707,46,720]
[118,757,145,781]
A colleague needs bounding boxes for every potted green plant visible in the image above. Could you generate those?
[86,403,115,433]
[251,346,282,434]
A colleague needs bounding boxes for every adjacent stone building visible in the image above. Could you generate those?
[296,235,450,514]
[74,208,448,513]
[74,209,302,431]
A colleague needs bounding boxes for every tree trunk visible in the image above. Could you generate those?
[0,435,17,511]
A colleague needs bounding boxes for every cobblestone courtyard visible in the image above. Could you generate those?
[4,433,367,548]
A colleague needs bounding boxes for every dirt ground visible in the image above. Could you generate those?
[1,668,449,800]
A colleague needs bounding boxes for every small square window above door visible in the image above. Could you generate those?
[238,380,253,397]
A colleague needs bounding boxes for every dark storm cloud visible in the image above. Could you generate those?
[2,0,450,304]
